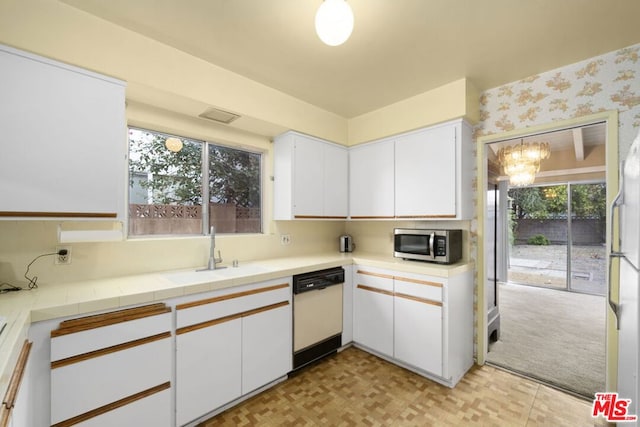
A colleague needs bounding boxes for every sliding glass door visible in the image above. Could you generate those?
[507,181,606,295]
[568,183,607,295]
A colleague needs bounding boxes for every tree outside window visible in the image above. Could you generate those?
[128,128,262,236]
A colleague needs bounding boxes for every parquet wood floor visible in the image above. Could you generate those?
[200,347,608,426]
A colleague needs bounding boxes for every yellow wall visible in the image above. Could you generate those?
[348,78,479,145]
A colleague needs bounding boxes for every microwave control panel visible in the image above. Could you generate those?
[434,236,447,256]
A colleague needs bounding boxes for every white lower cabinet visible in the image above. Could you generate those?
[394,288,443,376]
[176,318,242,426]
[242,303,291,394]
[353,265,472,387]
[174,278,292,426]
[353,268,394,358]
[49,303,173,427]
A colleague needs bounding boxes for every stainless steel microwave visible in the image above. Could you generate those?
[393,229,462,264]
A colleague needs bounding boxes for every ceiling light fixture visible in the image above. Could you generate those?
[497,140,550,186]
[165,137,183,153]
[315,0,354,46]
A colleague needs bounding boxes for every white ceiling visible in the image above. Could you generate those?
[60,0,640,118]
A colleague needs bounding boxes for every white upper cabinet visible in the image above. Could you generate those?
[349,139,395,219]
[274,131,348,219]
[274,120,472,221]
[323,142,349,217]
[0,44,126,219]
[395,120,472,219]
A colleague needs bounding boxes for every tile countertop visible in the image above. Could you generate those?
[0,252,473,395]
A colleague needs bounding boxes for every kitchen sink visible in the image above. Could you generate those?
[205,263,272,278]
[162,263,272,285]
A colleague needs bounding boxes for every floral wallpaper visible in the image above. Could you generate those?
[475,43,640,159]
[469,44,640,350]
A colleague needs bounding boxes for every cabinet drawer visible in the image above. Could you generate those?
[51,336,171,425]
[394,275,443,303]
[354,269,394,293]
[176,280,290,328]
[72,386,171,427]
[51,308,171,361]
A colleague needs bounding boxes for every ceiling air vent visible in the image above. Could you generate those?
[199,107,241,124]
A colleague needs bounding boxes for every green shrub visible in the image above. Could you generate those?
[528,234,550,245]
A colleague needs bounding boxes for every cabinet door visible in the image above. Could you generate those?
[395,124,456,217]
[242,303,292,394]
[353,269,394,357]
[394,294,443,376]
[349,140,395,218]
[323,143,348,217]
[0,45,126,218]
[293,135,324,217]
[176,318,242,426]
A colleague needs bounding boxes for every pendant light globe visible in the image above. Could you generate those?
[315,0,354,46]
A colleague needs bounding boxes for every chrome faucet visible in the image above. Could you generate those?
[199,225,224,271]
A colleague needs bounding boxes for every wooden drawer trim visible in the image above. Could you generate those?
[51,381,170,427]
[350,216,394,219]
[52,303,171,337]
[395,292,443,307]
[176,283,289,311]
[241,300,289,318]
[294,215,348,219]
[0,211,117,218]
[356,284,394,297]
[395,214,456,219]
[356,270,394,280]
[394,276,443,288]
[51,332,171,369]
[0,405,9,427]
[358,270,443,288]
[2,340,32,409]
[176,300,289,335]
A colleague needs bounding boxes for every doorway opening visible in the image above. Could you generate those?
[483,121,609,398]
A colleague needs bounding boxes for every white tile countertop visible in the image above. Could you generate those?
[0,252,473,397]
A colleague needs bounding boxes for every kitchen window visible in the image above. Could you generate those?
[128,127,262,236]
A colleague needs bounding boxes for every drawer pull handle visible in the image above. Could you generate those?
[2,340,32,409]
[51,332,171,369]
[356,284,394,296]
[176,283,289,310]
[394,292,442,307]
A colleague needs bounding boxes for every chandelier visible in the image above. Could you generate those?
[497,140,550,186]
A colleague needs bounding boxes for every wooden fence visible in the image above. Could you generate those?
[129,203,260,235]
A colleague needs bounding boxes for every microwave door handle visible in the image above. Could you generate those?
[429,232,436,260]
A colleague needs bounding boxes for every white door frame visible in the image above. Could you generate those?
[475,110,619,392]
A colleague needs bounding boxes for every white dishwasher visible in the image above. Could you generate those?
[292,267,344,370]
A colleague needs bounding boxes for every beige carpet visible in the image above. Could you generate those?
[487,282,606,398]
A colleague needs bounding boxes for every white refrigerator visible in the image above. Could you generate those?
[617,130,640,422]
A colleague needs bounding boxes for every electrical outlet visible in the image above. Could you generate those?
[280,234,292,246]
[55,246,71,265]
